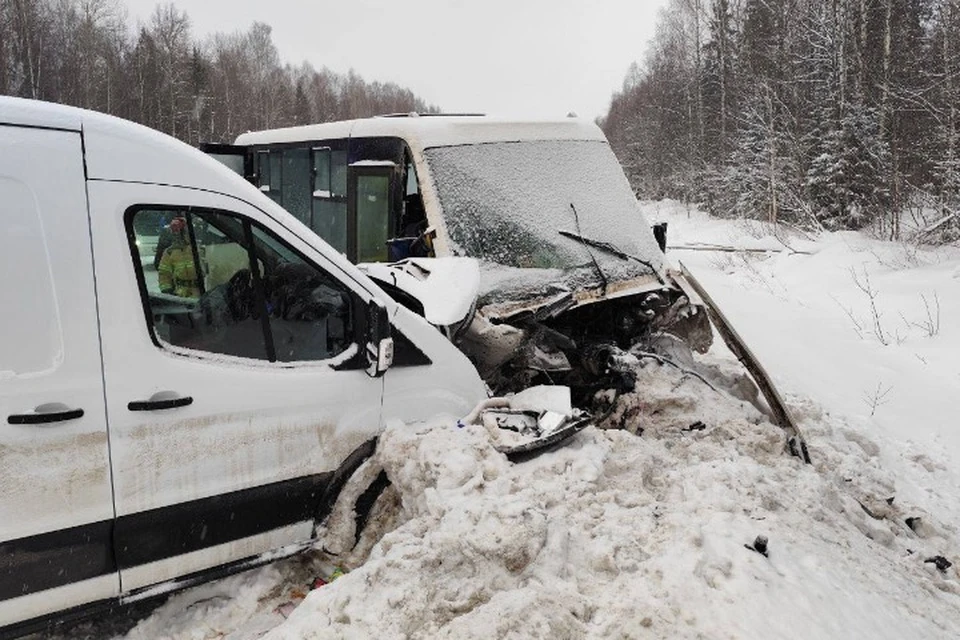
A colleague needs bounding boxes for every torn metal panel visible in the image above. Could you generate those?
[679,261,811,463]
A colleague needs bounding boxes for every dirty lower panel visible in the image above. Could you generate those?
[0,520,114,602]
[113,472,332,569]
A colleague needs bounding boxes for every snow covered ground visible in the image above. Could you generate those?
[58,201,960,639]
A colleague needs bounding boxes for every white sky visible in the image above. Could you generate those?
[119,0,668,120]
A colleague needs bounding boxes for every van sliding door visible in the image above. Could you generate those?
[0,125,118,627]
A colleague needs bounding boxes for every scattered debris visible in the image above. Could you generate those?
[924,556,953,573]
[632,350,721,393]
[745,535,770,557]
[905,517,922,532]
[273,566,349,619]
[461,385,593,461]
[667,242,813,255]
[497,416,592,462]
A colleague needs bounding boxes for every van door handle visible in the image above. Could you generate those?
[8,407,85,425]
[128,395,194,412]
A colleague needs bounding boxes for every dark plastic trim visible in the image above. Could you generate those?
[126,397,193,412]
[7,408,84,425]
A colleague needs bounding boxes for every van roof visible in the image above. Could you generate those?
[0,97,253,197]
[233,115,608,150]
[0,97,381,298]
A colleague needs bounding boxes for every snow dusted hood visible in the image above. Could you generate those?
[358,257,480,329]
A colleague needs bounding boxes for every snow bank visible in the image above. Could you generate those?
[651,200,960,527]
[264,360,959,639]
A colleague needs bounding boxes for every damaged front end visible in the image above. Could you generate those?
[363,138,715,412]
[459,269,713,407]
[363,255,713,411]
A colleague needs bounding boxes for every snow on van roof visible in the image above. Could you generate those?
[233,115,607,150]
[0,96,84,131]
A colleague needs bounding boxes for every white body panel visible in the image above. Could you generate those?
[382,306,487,424]
[0,125,119,623]
[120,522,312,594]
[0,576,118,626]
[234,116,606,150]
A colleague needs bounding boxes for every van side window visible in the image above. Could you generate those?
[127,208,354,364]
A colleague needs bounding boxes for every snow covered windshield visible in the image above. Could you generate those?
[424,140,664,295]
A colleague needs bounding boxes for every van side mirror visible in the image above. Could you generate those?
[652,222,668,253]
[365,299,394,377]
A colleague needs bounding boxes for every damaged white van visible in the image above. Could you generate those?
[208,115,711,404]
[0,98,486,636]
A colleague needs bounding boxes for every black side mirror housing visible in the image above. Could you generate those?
[652,222,668,253]
[366,299,394,377]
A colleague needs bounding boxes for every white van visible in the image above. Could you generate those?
[0,98,486,636]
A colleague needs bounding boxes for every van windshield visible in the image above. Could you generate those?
[423,140,664,295]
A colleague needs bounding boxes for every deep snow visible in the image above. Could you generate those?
[58,201,960,640]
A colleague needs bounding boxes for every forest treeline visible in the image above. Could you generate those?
[0,0,437,145]
[602,0,960,240]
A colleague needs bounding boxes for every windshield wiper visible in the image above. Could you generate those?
[567,203,608,295]
[558,229,664,284]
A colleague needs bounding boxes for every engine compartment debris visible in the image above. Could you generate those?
[459,386,592,461]
[366,252,811,464]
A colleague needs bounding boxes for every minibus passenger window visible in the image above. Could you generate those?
[356,174,390,262]
[331,150,347,197]
[313,148,331,196]
[281,148,311,226]
[312,147,348,255]
[257,151,270,191]
[312,200,348,255]
[268,152,283,204]
[405,161,419,196]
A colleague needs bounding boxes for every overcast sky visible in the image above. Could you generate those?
[120,0,668,120]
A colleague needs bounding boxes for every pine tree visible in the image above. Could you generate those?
[806,101,891,229]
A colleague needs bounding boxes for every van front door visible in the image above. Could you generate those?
[88,181,385,596]
[0,125,118,627]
